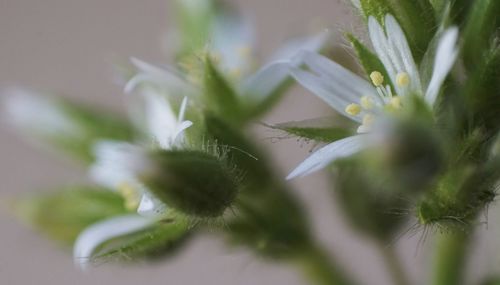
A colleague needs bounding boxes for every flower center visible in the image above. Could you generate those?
[344,70,410,133]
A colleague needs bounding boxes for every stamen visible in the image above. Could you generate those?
[396,72,410,88]
[360,96,374,110]
[345,103,361,116]
[363,114,375,126]
[118,182,140,211]
[390,96,402,109]
[370,71,384,87]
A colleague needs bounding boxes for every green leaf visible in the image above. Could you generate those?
[265,117,355,143]
[203,57,243,123]
[462,0,500,69]
[92,218,191,263]
[15,187,128,244]
[346,33,393,89]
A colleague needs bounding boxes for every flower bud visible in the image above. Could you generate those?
[142,149,239,218]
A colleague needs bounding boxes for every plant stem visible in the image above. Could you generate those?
[431,229,471,285]
[296,244,356,285]
[378,243,412,285]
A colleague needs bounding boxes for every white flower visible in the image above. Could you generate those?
[125,31,328,105]
[73,214,154,270]
[89,91,192,217]
[287,15,459,179]
[2,88,81,138]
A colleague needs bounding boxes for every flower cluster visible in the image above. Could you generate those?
[4,0,500,284]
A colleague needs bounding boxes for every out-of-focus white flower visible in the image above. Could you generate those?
[287,15,459,179]
[89,91,192,217]
[2,88,81,138]
[125,30,329,105]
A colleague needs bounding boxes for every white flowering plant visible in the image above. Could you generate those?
[4,0,500,284]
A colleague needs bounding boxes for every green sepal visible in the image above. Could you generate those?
[204,113,312,259]
[203,57,243,124]
[265,117,355,143]
[333,158,410,242]
[417,158,499,229]
[143,149,239,218]
[462,47,500,136]
[92,217,191,263]
[174,0,216,59]
[359,0,395,24]
[345,33,393,89]
[204,113,272,185]
[462,0,500,69]
[387,0,437,61]
[14,187,128,244]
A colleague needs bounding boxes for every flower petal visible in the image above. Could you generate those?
[268,31,329,63]
[289,52,376,121]
[368,17,398,84]
[73,215,154,270]
[143,90,179,149]
[425,27,459,106]
[384,15,422,94]
[89,141,149,190]
[125,58,197,98]
[240,61,291,100]
[287,135,368,179]
[240,32,329,100]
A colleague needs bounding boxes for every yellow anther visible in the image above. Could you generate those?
[370,71,384,87]
[118,182,140,211]
[396,72,410,87]
[237,45,252,58]
[345,103,362,116]
[360,96,374,110]
[390,96,402,109]
[363,114,375,126]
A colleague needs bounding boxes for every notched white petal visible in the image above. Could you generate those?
[287,135,368,179]
[73,215,154,270]
[425,27,459,106]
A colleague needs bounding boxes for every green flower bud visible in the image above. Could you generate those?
[142,149,240,218]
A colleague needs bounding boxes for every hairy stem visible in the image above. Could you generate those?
[431,229,471,285]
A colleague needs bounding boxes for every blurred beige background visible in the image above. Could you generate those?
[1,0,499,284]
